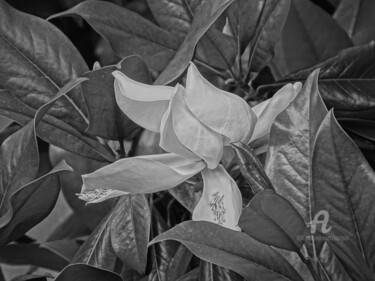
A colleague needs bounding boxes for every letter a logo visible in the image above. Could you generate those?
[310,210,332,234]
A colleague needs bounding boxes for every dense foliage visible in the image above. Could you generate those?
[0,0,374,280]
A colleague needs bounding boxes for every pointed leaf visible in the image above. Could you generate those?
[49,1,180,74]
[55,264,123,281]
[239,190,306,252]
[231,142,273,194]
[311,111,375,274]
[111,194,151,274]
[334,0,375,45]
[150,221,304,281]
[265,69,327,222]
[272,0,352,76]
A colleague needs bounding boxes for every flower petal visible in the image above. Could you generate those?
[81,153,205,198]
[192,165,242,231]
[169,87,224,169]
[185,63,257,144]
[250,82,302,143]
[113,70,174,132]
[159,86,201,161]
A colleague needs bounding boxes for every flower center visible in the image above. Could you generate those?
[208,191,226,225]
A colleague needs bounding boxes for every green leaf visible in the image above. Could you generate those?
[168,182,200,213]
[0,1,111,161]
[150,221,304,281]
[82,56,150,140]
[311,110,375,274]
[231,142,273,194]
[155,0,234,84]
[166,245,193,281]
[49,1,180,74]
[272,0,352,77]
[248,0,291,73]
[110,195,151,274]
[265,69,327,222]
[55,264,123,281]
[227,0,264,54]
[0,242,69,271]
[239,190,306,252]
[199,260,244,281]
[176,268,199,281]
[334,0,375,45]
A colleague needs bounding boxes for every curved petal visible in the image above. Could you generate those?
[192,165,242,231]
[170,87,224,169]
[159,86,201,161]
[113,71,174,132]
[81,154,205,201]
[185,63,257,144]
[250,82,302,143]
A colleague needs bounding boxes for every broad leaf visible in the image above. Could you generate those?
[49,1,180,74]
[110,195,151,274]
[272,0,352,76]
[231,142,273,194]
[334,0,375,45]
[150,221,303,281]
[248,0,291,73]
[55,264,123,281]
[239,190,306,252]
[0,1,112,161]
[155,0,234,84]
[265,69,327,222]
[311,111,375,274]
[82,56,150,140]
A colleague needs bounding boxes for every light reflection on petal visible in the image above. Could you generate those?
[113,70,174,132]
[185,63,257,144]
[192,165,242,231]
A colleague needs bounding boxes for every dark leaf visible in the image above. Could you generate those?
[168,182,200,213]
[43,239,82,262]
[150,221,304,281]
[0,1,112,161]
[272,0,352,76]
[248,0,291,73]
[55,264,123,281]
[11,274,51,281]
[334,0,375,45]
[265,69,327,222]
[239,190,306,252]
[231,142,273,194]
[0,242,68,271]
[199,261,244,281]
[49,1,180,74]
[111,195,151,274]
[311,110,375,274]
[176,268,199,281]
[167,245,193,281]
[82,55,150,140]
[155,0,234,84]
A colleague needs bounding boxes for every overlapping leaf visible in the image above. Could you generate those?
[55,264,123,281]
[0,0,113,161]
[151,221,303,281]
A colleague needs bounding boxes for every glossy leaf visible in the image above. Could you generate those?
[311,111,375,274]
[72,209,118,271]
[0,1,112,161]
[49,1,180,74]
[155,0,234,84]
[150,221,304,281]
[239,190,306,252]
[265,69,327,222]
[334,0,375,45]
[110,194,151,274]
[55,264,123,281]
[272,0,352,76]
[248,0,291,73]
[82,56,150,140]
[231,142,273,194]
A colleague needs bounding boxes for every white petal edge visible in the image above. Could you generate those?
[192,165,242,231]
[81,153,206,195]
[185,63,257,144]
[113,70,174,132]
